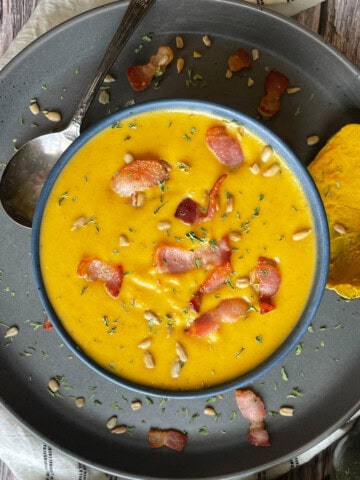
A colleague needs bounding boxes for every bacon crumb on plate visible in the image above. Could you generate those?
[235,389,270,447]
[42,317,53,330]
[227,48,252,72]
[127,46,174,91]
[148,428,187,452]
[258,70,289,119]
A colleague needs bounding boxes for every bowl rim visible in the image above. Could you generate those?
[31,98,330,399]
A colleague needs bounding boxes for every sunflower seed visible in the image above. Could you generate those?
[171,358,182,378]
[292,229,312,241]
[175,342,188,362]
[106,416,118,429]
[144,351,155,369]
[4,326,19,338]
[333,223,346,235]
[263,163,280,177]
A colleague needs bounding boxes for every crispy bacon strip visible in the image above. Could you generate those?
[235,389,270,447]
[227,48,252,72]
[190,261,233,312]
[148,428,187,452]
[206,127,244,167]
[77,258,123,298]
[154,235,231,274]
[256,257,281,314]
[111,159,170,198]
[258,70,289,119]
[174,174,227,225]
[127,46,174,91]
[187,298,248,337]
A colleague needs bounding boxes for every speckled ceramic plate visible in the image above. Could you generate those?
[0,1,359,478]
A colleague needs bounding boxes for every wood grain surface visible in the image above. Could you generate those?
[0,1,359,479]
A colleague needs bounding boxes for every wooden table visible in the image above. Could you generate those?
[0,0,359,67]
[0,1,358,479]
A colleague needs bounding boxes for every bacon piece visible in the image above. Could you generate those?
[206,127,244,167]
[227,48,252,72]
[43,317,53,331]
[256,257,281,314]
[127,46,174,91]
[111,159,170,198]
[148,428,187,452]
[175,174,227,225]
[258,70,289,119]
[190,261,233,312]
[235,389,270,447]
[265,70,289,98]
[77,258,123,298]
[187,298,248,337]
[257,94,281,119]
[154,235,231,274]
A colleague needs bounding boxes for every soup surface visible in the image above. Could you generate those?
[40,109,316,391]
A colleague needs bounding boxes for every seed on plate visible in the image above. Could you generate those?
[138,337,152,350]
[287,86,301,94]
[279,406,294,417]
[251,48,259,61]
[106,415,118,429]
[123,152,134,164]
[333,223,346,235]
[204,406,216,416]
[98,89,110,105]
[171,358,182,378]
[225,194,234,213]
[48,378,59,393]
[104,73,116,83]
[225,69,233,79]
[175,36,184,49]
[29,101,40,115]
[144,310,160,325]
[43,111,61,122]
[228,231,242,242]
[144,351,155,369]
[4,326,19,338]
[157,220,172,231]
[75,397,85,408]
[307,135,320,146]
[111,425,127,434]
[260,145,273,163]
[175,342,188,362]
[292,228,312,241]
[236,277,250,289]
[263,163,280,177]
[202,35,211,47]
[193,50,202,58]
[249,162,261,175]
[119,234,130,247]
[131,400,142,411]
[247,77,254,87]
[177,58,185,74]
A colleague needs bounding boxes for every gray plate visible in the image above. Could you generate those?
[0,1,359,478]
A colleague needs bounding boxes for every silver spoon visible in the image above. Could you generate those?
[0,0,156,228]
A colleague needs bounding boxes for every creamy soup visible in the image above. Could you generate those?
[40,109,316,391]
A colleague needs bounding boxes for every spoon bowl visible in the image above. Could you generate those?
[0,0,156,228]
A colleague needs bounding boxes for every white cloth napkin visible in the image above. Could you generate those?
[0,0,341,479]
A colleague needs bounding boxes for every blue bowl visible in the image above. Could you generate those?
[32,99,329,399]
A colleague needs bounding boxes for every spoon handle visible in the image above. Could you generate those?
[70,0,156,128]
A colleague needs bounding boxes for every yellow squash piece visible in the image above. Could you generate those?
[308,124,360,299]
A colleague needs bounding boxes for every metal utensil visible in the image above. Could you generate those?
[0,0,155,228]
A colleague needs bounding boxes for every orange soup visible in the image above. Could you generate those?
[39,108,316,391]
